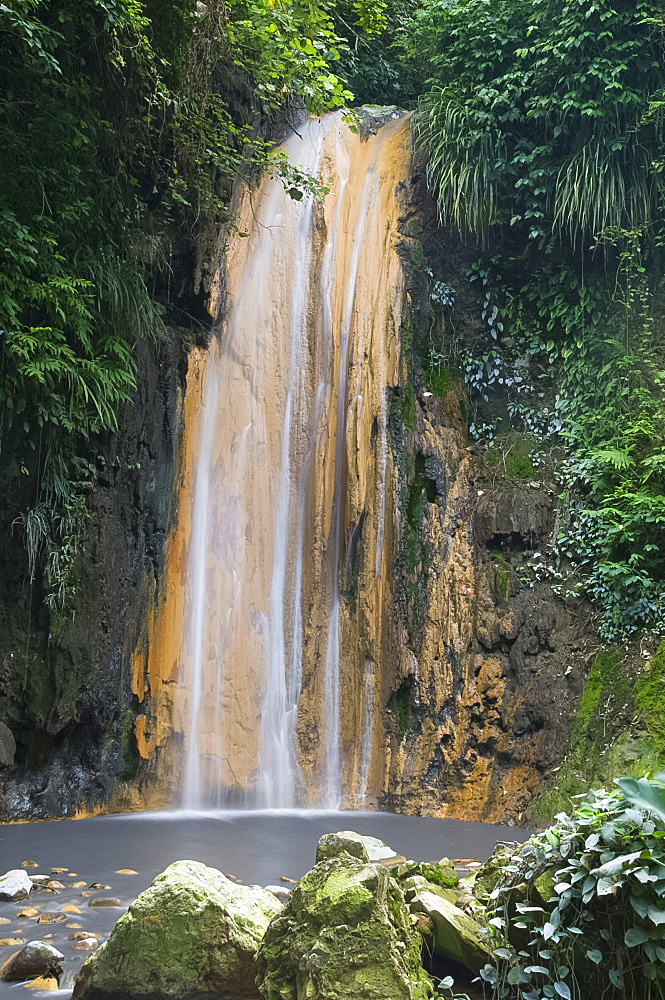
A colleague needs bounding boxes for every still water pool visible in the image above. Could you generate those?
[0,809,529,997]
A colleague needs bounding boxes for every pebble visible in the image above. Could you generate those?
[80,891,93,898]
[279,876,296,884]
[17,909,38,919]
[36,913,67,925]
[50,869,68,875]
[115,869,137,876]
[88,883,110,890]
[66,923,82,930]
[88,898,122,908]
[0,919,11,926]
[0,938,24,946]
[73,938,98,951]
[60,905,82,915]
[69,932,100,941]
[20,863,39,870]
[71,882,87,889]
[45,882,65,891]
[0,871,33,902]
[23,977,58,991]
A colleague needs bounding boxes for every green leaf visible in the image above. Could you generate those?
[625,926,650,947]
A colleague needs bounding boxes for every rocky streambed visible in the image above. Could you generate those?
[0,810,527,998]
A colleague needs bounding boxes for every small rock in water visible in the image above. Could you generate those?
[88,898,122,908]
[45,882,64,892]
[87,884,110,891]
[16,909,38,919]
[60,905,82,915]
[41,936,54,941]
[50,869,67,875]
[0,919,10,926]
[73,939,98,951]
[66,924,82,930]
[28,877,49,887]
[0,941,64,982]
[36,913,67,925]
[0,938,24,946]
[23,976,59,991]
[69,932,100,942]
[0,871,33,902]
[114,869,137,876]
[264,885,291,904]
[21,863,39,871]
[71,882,86,889]
[80,892,93,898]
[279,876,296,884]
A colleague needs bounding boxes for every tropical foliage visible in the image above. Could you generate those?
[0,0,380,607]
[414,0,665,638]
[483,776,665,999]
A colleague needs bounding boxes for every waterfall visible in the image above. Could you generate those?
[133,110,411,810]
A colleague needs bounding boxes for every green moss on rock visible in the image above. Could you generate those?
[394,860,458,891]
[527,645,665,824]
[72,860,282,999]
[256,855,432,1000]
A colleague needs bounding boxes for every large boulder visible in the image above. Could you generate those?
[0,941,64,982]
[72,860,282,999]
[256,854,431,1000]
[0,869,32,901]
[315,831,398,865]
[409,889,492,975]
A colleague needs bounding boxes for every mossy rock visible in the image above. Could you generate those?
[256,855,432,1000]
[73,860,282,999]
[394,859,458,891]
[471,844,520,904]
[409,890,492,975]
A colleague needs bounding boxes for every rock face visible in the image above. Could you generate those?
[0,941,64,982]
[73,860,281,999]
[0,869,32,901]
[256,855,431,1000]
[0,723,15,767]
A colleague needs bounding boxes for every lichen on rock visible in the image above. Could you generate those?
[256,854,432,1000]
[72,860,282,999]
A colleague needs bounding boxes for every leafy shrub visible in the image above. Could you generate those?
[482,776,665,999]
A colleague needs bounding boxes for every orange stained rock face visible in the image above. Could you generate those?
[129,111,412,807]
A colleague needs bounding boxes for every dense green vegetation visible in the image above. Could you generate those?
[479,775,665,999]
[0,0,380,608]
[412,0,665,640]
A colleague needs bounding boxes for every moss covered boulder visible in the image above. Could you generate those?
[315,831,398,864]
[256,855,432,1000]
[72,860,282,999]
[409,889,492,974]
[394,859,458,891]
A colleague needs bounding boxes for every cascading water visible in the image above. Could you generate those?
[132,110,411,810]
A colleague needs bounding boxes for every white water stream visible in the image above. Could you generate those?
[170,112,408,809]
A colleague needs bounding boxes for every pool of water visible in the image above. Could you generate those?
[0,809,529,997]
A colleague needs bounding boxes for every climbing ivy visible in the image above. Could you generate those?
[483,777,665,999]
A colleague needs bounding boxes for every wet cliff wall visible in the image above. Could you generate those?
[1,117,659,824]
[0,328,195,819]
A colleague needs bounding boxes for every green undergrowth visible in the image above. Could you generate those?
[528,644,665,824]
[424,363,456,399]
[483,433,537,480]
